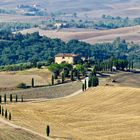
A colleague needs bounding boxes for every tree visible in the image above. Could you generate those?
[84,79,87,90]
[51,75,54,85]
[46,125,50,137]
[21,95,23,102]
[9,112,11,120]
[5,109,8,119]
[70,70,74,81]
[15,95,18,102]
[2,107,4,116]
[82,83,85,91]
[61,73,65,83]
[31,78,35,88]
[10,94,12,102]
[0,95,2,103]
[92,76,99,87]
[0,105,1,114]
[4,94,6,103]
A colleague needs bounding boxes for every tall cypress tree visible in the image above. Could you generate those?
[51,75,54,85]
[9,112,11,120]
[0,105,1,114]
[4,94,6,103]
[2,107,4,116]
[15,95,18,102]
[10,94,13,102]
[46,125,50,137]
[31,78,34,88]
[84,79,87,90]
[82,83,85,91]
[5,109,8,119]
[62,73,65,83]
[21,95,23,102]
[0,95,2,103]
[70,70,74,81]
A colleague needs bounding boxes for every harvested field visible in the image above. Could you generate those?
[0,118,46,140]
[0,81,82,99]
[4,86,140,140]
[19,26,140,44]
[0,68,52,89]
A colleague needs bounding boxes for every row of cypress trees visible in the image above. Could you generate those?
[82,68,99,91]
[0,94,23,103]
[0,105,11,120]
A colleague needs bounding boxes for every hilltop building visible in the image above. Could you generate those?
[55,53,81,64]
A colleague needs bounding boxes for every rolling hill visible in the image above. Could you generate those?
[5,86,140,140]
[19,25,140,44]
[1,0,140,18]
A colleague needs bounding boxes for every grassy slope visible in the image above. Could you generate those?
[0,120,46,140]
[0,68,52,89]
[4,86,140,140]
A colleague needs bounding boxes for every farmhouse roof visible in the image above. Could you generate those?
[55,53,80,57]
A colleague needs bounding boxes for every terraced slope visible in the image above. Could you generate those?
[5,86,140,140]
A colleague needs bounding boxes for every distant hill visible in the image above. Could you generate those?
[1,0,140,18]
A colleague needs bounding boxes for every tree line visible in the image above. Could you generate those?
[0,32,139,68]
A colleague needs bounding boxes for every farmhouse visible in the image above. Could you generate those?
[55,53,81,64]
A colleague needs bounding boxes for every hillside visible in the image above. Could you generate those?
[4,86,140,140]
[1,0,140,18]
[19,26,140,44]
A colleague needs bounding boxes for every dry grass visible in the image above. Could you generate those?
[0,68,52,89]
[0,120,46,140]
[4,86,140,140]
[19,26,140,44]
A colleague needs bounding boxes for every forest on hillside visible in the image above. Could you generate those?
[0,30,139,68]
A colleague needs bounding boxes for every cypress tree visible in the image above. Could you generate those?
[0,95,2,103]
[84,79,87,90]
[0,105,1,114]
[31,78,34,88]
[5,109,8,119]
[62,73,65,83]
[82,83,85,91]
[46,125,50,137]
[10,94,13,102]
[92,76,99,87]
[9,112,11,120]
[15,95,18,102]
[51,75,54,85]
[2,107,4,116]
[21,95,23,102]
[4,94,6,103]
[70,70,74,81]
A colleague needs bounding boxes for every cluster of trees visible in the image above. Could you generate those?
[0,105,11,120]
[0,32,139,68]
[0,22,35,32]
[42,15,140,30]
[82,68,99,91]
[49,63,89,85]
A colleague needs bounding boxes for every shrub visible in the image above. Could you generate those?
[17,83,27,89]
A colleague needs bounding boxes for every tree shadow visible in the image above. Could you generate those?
[50,136,73,140]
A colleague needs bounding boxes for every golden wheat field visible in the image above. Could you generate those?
[4,86,140,140]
